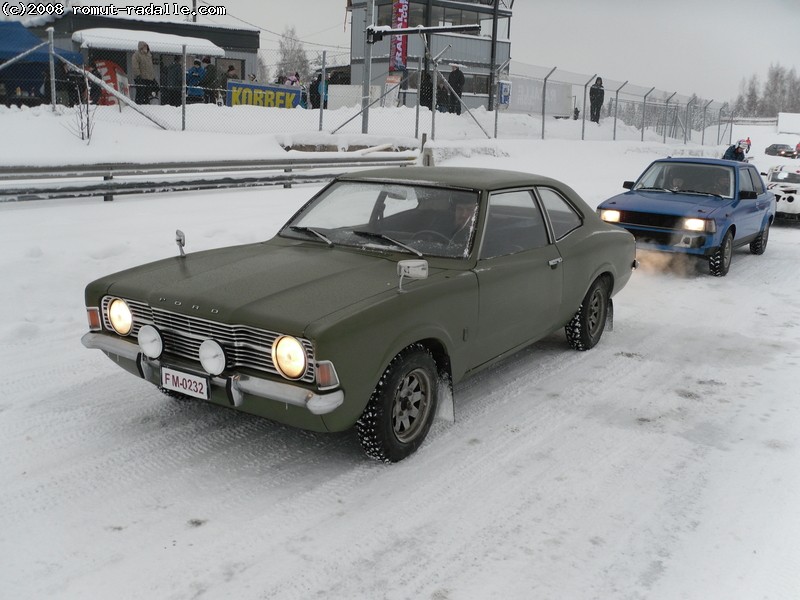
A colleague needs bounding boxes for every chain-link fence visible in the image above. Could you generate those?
[1,32,737,149]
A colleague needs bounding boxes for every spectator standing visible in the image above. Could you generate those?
[447,63,465,115]
[419,71,433,111]
[319,74,329,109]
[186,58,205,104]
[589,77,604,123]
[132,41,158,104]
[165,56,182,106]
[310,73,321,108]
[200,57,218,103]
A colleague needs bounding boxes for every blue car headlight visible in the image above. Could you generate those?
[681,218,715,233]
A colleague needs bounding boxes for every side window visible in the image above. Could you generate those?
[538,187,582,240]
[480,190,548,259]
[739,169,756,194]
[747,169,765,194]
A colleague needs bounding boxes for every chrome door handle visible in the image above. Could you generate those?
[548,257,562,269]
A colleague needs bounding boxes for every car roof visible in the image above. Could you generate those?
[652,157,752,168]
[335,166,563,192]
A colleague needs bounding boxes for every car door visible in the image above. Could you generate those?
[471,189,563,366]
[733,167,765,239]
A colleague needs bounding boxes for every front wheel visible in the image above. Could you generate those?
[749,221,770,255]
[709,230,734,276]
[356,345,439,463]
[565,277,610,351]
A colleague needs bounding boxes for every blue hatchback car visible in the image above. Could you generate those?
[597,158,776,276]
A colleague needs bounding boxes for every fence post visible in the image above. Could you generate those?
[541,66,556,140]
[181,45,187,131]
[319,51,327,132]
[701,99,713,146]
[415,53,422,140]
[684,98,695,144]
[613,81,628,141]
[47,28,57,110]
[580,73,596,141]
[641,87,654,142]
[361,0,374,134]
[662,92,676,144]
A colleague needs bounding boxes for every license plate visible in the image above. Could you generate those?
[161,367,209,400]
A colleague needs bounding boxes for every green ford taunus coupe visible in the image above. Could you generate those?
[82,167,637,462]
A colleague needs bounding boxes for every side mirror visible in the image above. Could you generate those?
[623,181,634,190]
[175,229,186,257]
[397,259,428,293]
[739,190,758,200]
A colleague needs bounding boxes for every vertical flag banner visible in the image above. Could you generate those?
[389,0,409,72]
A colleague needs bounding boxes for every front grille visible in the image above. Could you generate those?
[101,296,315,383]
[618,211,683,229]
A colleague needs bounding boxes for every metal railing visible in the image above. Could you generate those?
[0,153,419,202]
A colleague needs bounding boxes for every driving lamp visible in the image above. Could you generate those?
[199,339,227,376]
[272,336,307,380]
[137,325,163,359]
[108,298,133,335]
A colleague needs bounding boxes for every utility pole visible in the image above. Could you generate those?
[361,0,374,134]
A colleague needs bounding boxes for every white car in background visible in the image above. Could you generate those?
[765,165,800,220]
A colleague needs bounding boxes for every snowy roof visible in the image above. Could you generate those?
[71,28,225,57]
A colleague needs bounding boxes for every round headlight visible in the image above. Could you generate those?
[272,336,307,380]
[199,339,226,376]
[108,298,133,335]
[137,325,163,359]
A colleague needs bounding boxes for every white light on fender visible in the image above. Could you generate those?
[199,339,226,376]
[137,325,163,359]
[600,209,621,223]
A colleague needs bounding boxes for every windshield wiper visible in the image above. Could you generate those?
[637,186,670,192]
[352,230,423,257]
[289,226,333,247]
[682,189,723,198]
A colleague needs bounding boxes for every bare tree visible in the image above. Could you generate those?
[277,26,310,84]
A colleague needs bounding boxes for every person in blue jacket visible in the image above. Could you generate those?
[722,139,748,161]
[186,59,205,104]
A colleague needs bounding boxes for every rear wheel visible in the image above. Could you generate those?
[709,230,734,276]
[749,221,770,255]
[565,277,610,351]
[356,345,439,463]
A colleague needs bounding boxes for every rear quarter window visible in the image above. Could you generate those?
[537,187,582,240]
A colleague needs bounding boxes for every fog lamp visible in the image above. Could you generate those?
[137,325,163,359]
[199,339,226,376]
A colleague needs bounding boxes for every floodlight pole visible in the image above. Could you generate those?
[47,28,57,110]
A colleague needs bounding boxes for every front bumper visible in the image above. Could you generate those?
[623,227,715,256]
[81,332,344,415]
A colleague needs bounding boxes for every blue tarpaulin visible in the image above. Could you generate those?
[0,21,83,63]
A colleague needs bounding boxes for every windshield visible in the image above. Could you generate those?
[280,180,480,259]
[635,162,734,198]
[769,170,800,184]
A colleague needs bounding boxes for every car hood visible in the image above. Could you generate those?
[100,240,415,334]
[600,190,729,218]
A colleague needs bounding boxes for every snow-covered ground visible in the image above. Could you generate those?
[1,106,800,599]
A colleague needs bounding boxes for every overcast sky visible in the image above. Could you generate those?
[68,0,800,101]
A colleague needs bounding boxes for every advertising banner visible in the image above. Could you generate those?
[389,0,409,72]
[226,81,303,108]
